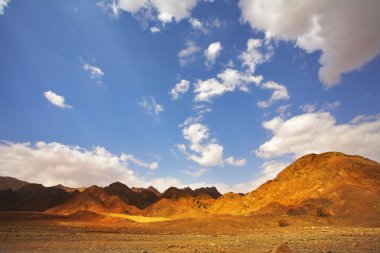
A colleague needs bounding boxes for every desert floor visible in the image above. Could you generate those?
[0,212,379,253]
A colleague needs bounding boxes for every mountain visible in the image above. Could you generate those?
[131,186,161,197]
[46,185,141,215]
[0,176,29,191]
[0,183,72,211]
[142,187,216,218]
[105,182,159,209]
[210,152,380,218]
[183,187,222,199]
[53,184,86,193]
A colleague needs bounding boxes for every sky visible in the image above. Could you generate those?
[0,0,379,193]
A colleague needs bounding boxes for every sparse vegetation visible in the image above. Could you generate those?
[277,219,289,227]
[317,207,328,217]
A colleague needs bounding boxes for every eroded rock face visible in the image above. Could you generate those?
[209,152,380,218]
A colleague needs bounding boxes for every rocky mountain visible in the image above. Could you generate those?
[46,185,141,215]
[210,152,380,218]
[131,186,161,197]
[53,184,86,193]
[183,187,222,199]
[105,182,159,209]
[142,187,216,218]
[0,183,72,211]
[0,176,29,191]
[1,152,378,220]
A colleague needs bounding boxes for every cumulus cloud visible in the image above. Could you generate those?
[194,68,263,102]
[255,112,380,162]
[179,123,246,167]
[0,0,10,15]
[204,42,222,68]
[138,95,164,116]
[178,41,200,66]
[230,160,289,193]
[43,91,72,109]
[118,0,199,24]
[169,79,190,100]
[0,141,288,194]
[0,141,161,188]
[83,63,104,82]
[257,81,290,108]
[240,38,273,73]
[239,0,380,87]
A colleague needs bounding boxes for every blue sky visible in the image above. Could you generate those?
[0,0,379,193]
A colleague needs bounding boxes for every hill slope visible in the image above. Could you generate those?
[142,187,216,218]
[46,185,141,215]
[210,152,380,218]
[0,176,29,191]
[0,184,72,211]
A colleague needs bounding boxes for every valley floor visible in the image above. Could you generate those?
[0,212,379,253]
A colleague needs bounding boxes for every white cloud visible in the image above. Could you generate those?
[255,112,380,162]
[230,160,289,193]
[225,156,246,167]
[179,123,245,167]
[0,141,161,188]
[43,91,72,109]
[83,63,104,82]
[300,101,340,113]
[204,42,222,68]
[169,79,190,100]
[178,41,200,66]
[120,154,158,170]
[300,104,317,113]
[118,0,199,24]
[240,38,273,73]
[96,1,120,18]
[239,0,380,87]
[194,68,263,102]
[189,17,203,30]
[150,26,160,33]
[257,81,290,108]
[183,168,208,177]
[138,95,164,116]
[0,0,10,15]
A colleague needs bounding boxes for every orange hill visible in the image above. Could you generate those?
[142,187,216,218]
[210,152,380,218]
[46,185,141,215]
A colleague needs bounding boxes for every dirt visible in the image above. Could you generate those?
[0,212,379,253]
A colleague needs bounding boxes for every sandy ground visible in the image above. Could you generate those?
[0,212,379,253]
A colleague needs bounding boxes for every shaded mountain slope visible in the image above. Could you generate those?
[0,184,72,211]
[105,182,159,209]
[0,176,29,191]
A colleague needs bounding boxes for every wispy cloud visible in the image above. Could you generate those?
[178,41,200,66]
[138,95,164,116]
[83,63,104,83]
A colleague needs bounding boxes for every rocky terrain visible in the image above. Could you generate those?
[0,152,379,252]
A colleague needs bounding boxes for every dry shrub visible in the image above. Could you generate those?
[277,219,289,227]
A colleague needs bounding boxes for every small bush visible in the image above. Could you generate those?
[277,219,289,227]
[317,207,328,217]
